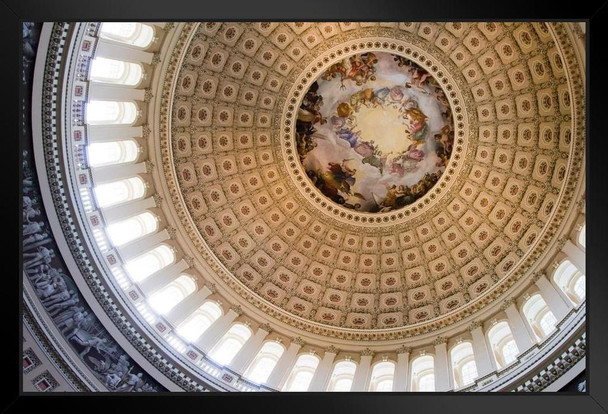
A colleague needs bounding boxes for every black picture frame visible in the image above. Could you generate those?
[5,0,606,413]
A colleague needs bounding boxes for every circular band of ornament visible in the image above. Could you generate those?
[281,38,468,226]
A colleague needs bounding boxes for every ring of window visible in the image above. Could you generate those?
[523,294,557,341]
[410,355,435,392]
[99,22,155,49]
[176,301,223,343]
[553,260,585,305]
[243,341,285,385]
[93,176,146,208]
[450,342,478,388]
[488,321,519,369]
[89,57,143,86]
[85,100,139,125]
[87,140,140,168]
[368,361,395,391]
[208,323,252,366]
[282,354,320,391]
[578,224,586,249]
[105,211,158,247]
[327,360,357,392]
[123,244,175,282]
[147,274,196,315]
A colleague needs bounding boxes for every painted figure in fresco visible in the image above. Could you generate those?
[361,147,388,174]
[336,102,353,118]
[387,144,425,177]
[434,125,453,167]
[295,122,318,159]
[299,81,326,125]
[393,55,411,67]
[406,143,425,161]
[349,88,375,112]
[372,87,390,106]
[322,53,378,89]
[345,53,378,87]
[336,127,361,148]
[342,202,362,210]
[403,107,428,141]
[401,95,419,111]
[314,160,361,204]
[404,64,433,94]
[387,86,405,107]
[379,185,403,212]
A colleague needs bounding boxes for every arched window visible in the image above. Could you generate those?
[105,211,158,247]
[89,57,143,86]
[450,342,478,388]
[208,323,252,366]
[553,260,586,305]
[327,360,357,392]
[176,301,222,342]
[573,277,586,302]
[99,22,155,48]
[282,354,320,392]
[522,294,557,341]
[87,140,139,168]
[85,100,138,125]
[243,341,285,384]
[578,224,586,249]
[123,244,175,282]
[147,274,196,315]
[411,355,435,392]
[487,321,519,369]
[369,361,396,392]
[93,176,146,208]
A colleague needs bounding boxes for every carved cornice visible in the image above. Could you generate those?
[361,348,374,357]
[468,320,483,331]
[501,298,517,311]
[433,336,448,346]
[230,305,243,316]
[259,323,273,333]
[532,271,546,283]
[205,282,217,294]
[396,345,411,354]
[325,345,339,354]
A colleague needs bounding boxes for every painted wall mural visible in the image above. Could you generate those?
[296,51,454,213]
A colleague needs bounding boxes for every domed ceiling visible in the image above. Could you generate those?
[150,21,584,342]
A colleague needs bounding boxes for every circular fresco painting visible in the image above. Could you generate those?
[296,51,454,213]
